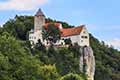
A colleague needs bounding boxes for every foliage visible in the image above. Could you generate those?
[43,23,61,43]
[1,15,120,80]
[60,73,85,80]
[2,16,72,41]
[0,27,4,34]
[90,34,120,80]
[38,65,60,80]
[31,45,81,76]
[0,32,60,80]
[3,16,34,40]
[64,38,72,45]
[34,39,46,52]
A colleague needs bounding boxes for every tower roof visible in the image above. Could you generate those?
[35,8,45,16]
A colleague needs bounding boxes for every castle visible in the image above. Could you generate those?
[29,9,95,80]
[29,9,90,47]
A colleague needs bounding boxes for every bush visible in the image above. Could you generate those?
[60,73,85,80]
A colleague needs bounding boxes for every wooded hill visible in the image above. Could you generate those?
[0,16,120,80]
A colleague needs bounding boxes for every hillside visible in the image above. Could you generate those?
[0,16,120,80]
[90,34,120,80]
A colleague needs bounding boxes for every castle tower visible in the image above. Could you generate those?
[34,8,45,43]
[34,8,45,32]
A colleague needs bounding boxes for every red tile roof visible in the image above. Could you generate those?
[44,23,61,29]
[60,25,84,37]
[44,23,85,37]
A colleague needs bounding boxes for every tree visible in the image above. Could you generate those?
[0,27,3,34]
[0,32,60,80]
[90,34,120,80]
[64,38,72,45]
[60,73,85,80]
[34,39,46,52]
[3,16,34,40]
[1,15,120,80]
[42,23,61,44]
[38,65,60,80]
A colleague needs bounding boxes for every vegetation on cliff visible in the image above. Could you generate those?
[0,16,120,80]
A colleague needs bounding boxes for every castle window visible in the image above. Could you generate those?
[30,36,32,39]
[47,41,49,44]
[61,42,63,45]
[81,36,88,39]
[81,40,83,42]
[84,36,88,38]
[81,36,84,38]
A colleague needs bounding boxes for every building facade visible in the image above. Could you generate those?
[29,9,90,46]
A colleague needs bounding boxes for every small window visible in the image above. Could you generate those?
[47,41,49,44]
[81,36,84,38]
[81,40,83,42]
[61,42,63,45]
[81,36,88,39]
[85,36,88,38]
[30,37,32,39]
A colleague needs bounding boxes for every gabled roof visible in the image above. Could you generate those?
[43,22,85,37]
[60,25,84,37]
[35,8,45,16]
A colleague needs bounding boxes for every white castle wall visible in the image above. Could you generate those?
[62,27,89,47]
[29,31,43,44]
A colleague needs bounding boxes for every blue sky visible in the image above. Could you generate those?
[0,0,120,50]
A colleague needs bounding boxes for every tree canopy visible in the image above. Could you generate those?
[0,15,120,80]
[60,73,85,80]
[42,23,61,44]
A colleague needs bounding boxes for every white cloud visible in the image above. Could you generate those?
[0,0,48,10]
[105,38,120,50]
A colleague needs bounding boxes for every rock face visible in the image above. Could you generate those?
[80,46,95,80]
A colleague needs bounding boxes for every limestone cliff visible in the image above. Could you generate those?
[80,46,95,80]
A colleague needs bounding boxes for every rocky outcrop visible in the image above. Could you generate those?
[80,46,95,80]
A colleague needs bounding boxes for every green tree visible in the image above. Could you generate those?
[60,73,85,80]
[90,34,120,80]
[64,38,72,45]
[43,23,61,44]
[38,65,60,80]
[3,16,34,40]
[0,32,60,80]
[34,39,46,52]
